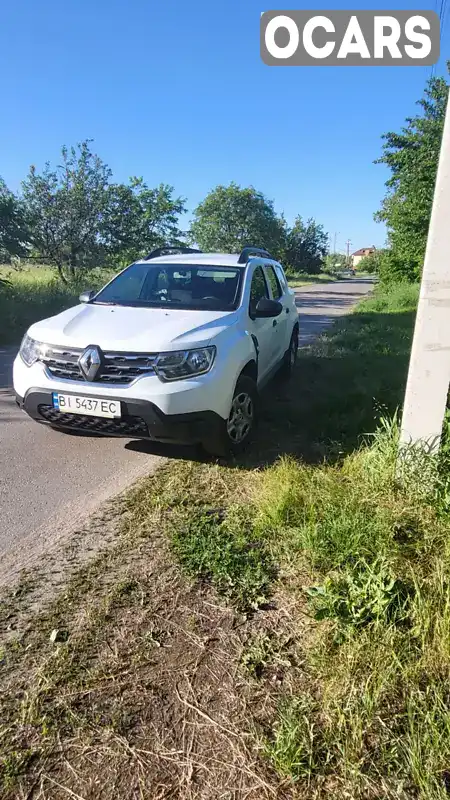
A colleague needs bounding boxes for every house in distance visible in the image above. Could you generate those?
[351,246,376,268]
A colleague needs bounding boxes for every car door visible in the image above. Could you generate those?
[264,264,290,361]
[275,262,298,329]
[248,265,278,381]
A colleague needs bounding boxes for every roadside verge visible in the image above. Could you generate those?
[5,282,450,800]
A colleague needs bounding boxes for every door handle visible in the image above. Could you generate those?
[285,308,290,314]
[273,319,278,327]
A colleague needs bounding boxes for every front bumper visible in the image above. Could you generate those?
[16,388,223,445]
[13,354,236,420]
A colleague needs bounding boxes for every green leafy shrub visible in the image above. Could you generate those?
[307,558,412,632]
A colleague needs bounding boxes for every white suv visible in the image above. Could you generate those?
[13,246,299,457]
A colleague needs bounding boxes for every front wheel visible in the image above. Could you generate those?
[202,375,257,459]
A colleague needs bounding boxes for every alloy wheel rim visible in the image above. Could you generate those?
[227,391,253,443]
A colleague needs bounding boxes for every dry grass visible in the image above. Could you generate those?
[0,460,298,799]
[0,477,279,799]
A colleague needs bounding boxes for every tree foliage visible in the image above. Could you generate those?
[283,216,328,275]
[3,145,328,285]
[354,249,381,273]
[189,183,285,257]
[103,178,186,266]
[0,177,28,261]
[375,70,449,281]
[22,141,112,281]
[324,252,347,274]
[19,141,187,279]
[190,183,328,275]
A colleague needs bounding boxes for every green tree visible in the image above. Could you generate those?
[21,140,111,282]
[324,252,347,274]
[283,216,328,275]
[189,183,286,257]
[103,178,186,266]
[0,177,28,261]
[354,250,379,273]
[375,70,449,281]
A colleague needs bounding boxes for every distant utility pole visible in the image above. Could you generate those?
[333,231,339,252]
[400,95,450,453]
[345,239,352,267]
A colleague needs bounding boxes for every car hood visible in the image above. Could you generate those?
[28,304,238,352]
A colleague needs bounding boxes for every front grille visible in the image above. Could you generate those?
[38,405,149,437]
[41,346,157,385]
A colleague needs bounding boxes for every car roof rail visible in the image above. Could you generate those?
[238,246,273,264]
[145,245,203,260]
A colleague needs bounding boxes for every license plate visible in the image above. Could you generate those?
[52,393,121,419]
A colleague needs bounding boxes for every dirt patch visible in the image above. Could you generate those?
[0,479,300,800]
[0,491,130,642]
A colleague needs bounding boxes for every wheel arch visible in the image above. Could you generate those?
[238,359,258,384]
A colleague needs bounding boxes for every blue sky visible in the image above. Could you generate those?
[0,0,448,254]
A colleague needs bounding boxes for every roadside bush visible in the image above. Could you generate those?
[357,248,420,284]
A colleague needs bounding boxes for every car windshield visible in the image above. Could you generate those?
[93,263,243,311]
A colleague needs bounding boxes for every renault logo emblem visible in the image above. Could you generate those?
[79,345,101,381]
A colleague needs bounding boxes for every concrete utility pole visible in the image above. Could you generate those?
[346,239,352,267]
[400,95,450,453]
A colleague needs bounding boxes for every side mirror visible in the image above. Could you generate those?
[79,290,95,303]
[253,297,283,318]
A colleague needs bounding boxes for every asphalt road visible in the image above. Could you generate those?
[0,278,373,585]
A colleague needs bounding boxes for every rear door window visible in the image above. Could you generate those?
[274,265,288,292]
[249,266,269,317]
[266,265,283,299]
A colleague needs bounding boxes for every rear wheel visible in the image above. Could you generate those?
[202,375,257,458]
[280,326,299,380]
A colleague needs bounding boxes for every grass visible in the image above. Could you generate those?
[0,264,116,345]
[4,279,450,798]
[287,271,337,287]
[252,416,450,797]
[170,506,276,611]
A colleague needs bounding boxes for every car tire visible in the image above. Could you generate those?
[202,375,257,459]
[280,326,299,380]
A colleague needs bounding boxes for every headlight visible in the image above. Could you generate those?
[154,347,216,382]
[19,334,44,367]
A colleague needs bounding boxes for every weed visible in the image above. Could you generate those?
[241,632,293,679]
[171,507,275,612]
[307,558,413,632]
[241,633,275,678]
[0,750,37,790]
